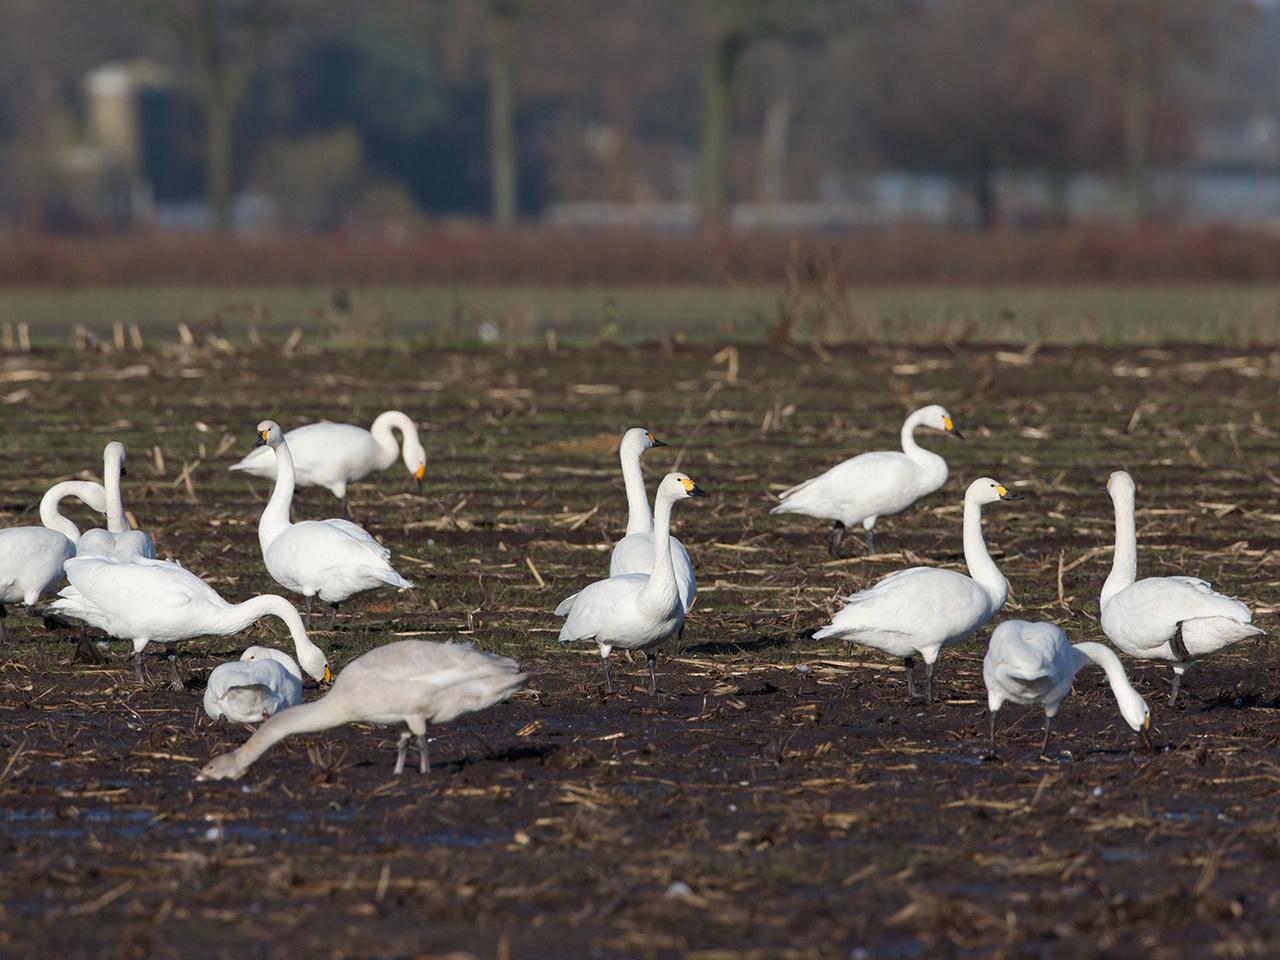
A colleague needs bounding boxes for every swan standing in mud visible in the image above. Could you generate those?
[770,404,963,556]
[983,620,1151,758]
[1100,470,1264,705]
[230,411,426,517]
[198,640,527,779]
[813,477,1022,704]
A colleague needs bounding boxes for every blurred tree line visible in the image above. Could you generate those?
[0,0,1276,233]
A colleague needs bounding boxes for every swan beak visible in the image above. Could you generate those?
[253,430,269,448]
[119,465,128,477]
[322,665,333,684]
[415,464,425,493]
[688,483,709,498]
[997,485,1024,501]
[943,417,964,440]
[1140,725,1155,752]
[648,433,667,447]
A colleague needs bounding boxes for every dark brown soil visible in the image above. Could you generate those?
[2,342,1279,959]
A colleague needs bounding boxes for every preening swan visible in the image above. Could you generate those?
[76,442,156,561]
[39,480,107,542]
[203,646,303,723]
[50,555,330,690]
[253,420,414,628]
[557,473,708,693]
[197,640,527,780]
[770,404,962,556]
[983,620,1151,758]
[813,477,1022,704]
[229,410,426,517]
[1100,470,1264,705]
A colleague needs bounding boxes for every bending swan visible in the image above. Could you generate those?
[77,442,156,561]
[770,404,963,557]
[197,640,527,780]
[983,620,1150,758]
[230,411,426,517]
[50,555,330,690]
[557,473,708,693]
[254,420,414,628]
[1100,470,1264,705]
[203,646,304,723]
[813,477,1022,704]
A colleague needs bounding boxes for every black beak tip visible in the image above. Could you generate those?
[950,428,965,440]
[690,485,709,498]
[415,478,424,494]
[253,436,267,448]
[652,438,668,448]
[1001,491,1025,501]
[119,466,128,476]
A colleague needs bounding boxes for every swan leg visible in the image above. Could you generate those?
[327,603,339,631]
[340,495,351,520]
[133,650,145,685]
[74,631,106,665]
[646,651,658,695]
[904,657,917,699]
[417,733,430,774]
[864,526,875,555]
[924,661,935,706]
[164,643,184,691]
[987,710,998,758]
[1168,670,1182,706]
[1039,715,1053,760]
[394,732,411,775]
[0,604,7,643]
[601,655,613,694]
[303,595,313,630]
[827,522,846,559]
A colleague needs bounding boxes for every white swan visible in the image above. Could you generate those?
[253,420,414,627]
[197,640,527,780]
[39,479,107,542]
[49,555,331,690]
[770,404,963,556]
[203,645,303,723]
[557,473,708,693]
[984,620,1151,758]
[230,410,426,517]
[813,477,1022,704]
[77,442,156,561]
[1100,470,1264,705]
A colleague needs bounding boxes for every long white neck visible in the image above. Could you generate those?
[620,440,652,535]
[223,695,351,775]
[40,481,105,541]
[1071,641,1142,710]
[900,410,947,487]
[259,442,296,550]
[370,411,415,472]
[963,496,1008,612]
[220,594,324,670]
[103,448,129,534]
[1100,487,1138,609]
[640,492,679,611]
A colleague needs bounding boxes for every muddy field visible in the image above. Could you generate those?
[2,340,1280,959]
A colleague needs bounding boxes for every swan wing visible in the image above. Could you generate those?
[771,451,927,523]
[816,567,990,642]
[204,660,302,722]
[64,556,212,610]
[557,575,646,643]
[985,621,1072,698]
[319,519,392,559]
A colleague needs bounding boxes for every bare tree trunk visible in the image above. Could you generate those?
[486,7,517,226]
[697,31,741,226]
[757,93,792,202]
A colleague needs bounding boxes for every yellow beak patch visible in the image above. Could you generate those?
[259,430,270,442]
[415,464,426,480]
[680,478,695,492]
[996,485,1008,497]
[943,416,954,431]
[1143,713,1150,729]
[323,665,333,684]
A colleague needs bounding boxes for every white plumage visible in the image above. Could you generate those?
[198,640,527,780]
[76,442,156,561]
[1099,470,1264,704]
[203,645,303,723]
[229,411,426,516]
[49,555,330,690]
[813,477,1022,704]
[983,620,1150,757]
[770,404,962,556]
[557,472,708,693]
[252,420,414,628]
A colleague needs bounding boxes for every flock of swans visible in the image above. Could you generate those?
[0,402,1266,780]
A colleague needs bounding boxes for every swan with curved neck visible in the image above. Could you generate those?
[557,472,708,693]
[1100,470,1263,705]
[229,411,427,518]
[255,420,413,627]
[198,640,527,780]
[39,480,108,542]
[813,477,1022,704]
[771,404,963,557]
[984,620,1151,758]
[50,555,329,690]
[77,442,155,561]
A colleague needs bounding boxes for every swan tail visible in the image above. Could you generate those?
[554,593,580,617]
[368,566,414,590]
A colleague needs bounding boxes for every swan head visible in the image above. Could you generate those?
[197,752,245,782]
[254,420,285,449]
[1117,685,1151,733]
[402,434,427,493]
[917,404,964,440]
[621,427,666,457]
[658,472,709,503]
[1106,470,1135,501]
[104,441,128,476]
[241,644,303,679]
[965,477,1023,505]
